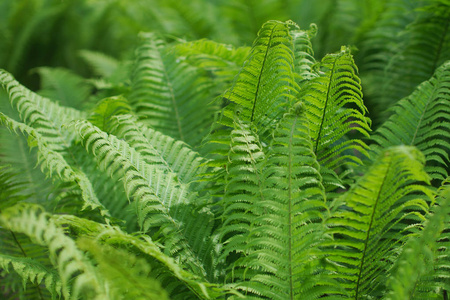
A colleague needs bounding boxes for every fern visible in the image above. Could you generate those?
[299,46,371,172]
[129,32,215,147]
[370,60,450,183]
[385,185,450,299]
[326,146,434,298]
[219,106,331,299]
[0,203,105,299]
[73,120,215,281]
[1,14,450,300]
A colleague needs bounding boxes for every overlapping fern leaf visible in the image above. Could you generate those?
[370,60,450,183]
[325,146,434,298]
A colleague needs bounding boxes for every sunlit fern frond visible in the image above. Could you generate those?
[205,20,298,171]
[0,69,86,146]
[370,60,450,183]
[299,46,371,172]
[290,23,318,87]
[128,32,215,147]
[325,146,434,298]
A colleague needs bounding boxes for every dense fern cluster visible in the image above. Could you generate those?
[1,2,450,299]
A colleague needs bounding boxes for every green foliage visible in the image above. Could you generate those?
[1,5,449,299]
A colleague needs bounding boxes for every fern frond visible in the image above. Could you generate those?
[110,114,207,187]
[219,117,266,263]
[371,60,450,183]
[74,120,214,279]
[78,50,120,78]
[379,2,450,109]
[326,146,434,298]
[223,107,333,299]
[385,185,450,300]
[0,113,110,218]
[299,46,371,171]
[215,20,297,133]
[128,32,215,147]
[88,95,131,132]
[77,238,170,300]
[0,165,29,210]
[173,39,250,86]
[54,214,239,299]
[0,69,86,147]
[0,203,105,299]
[0,254,62,299]
[290,23,318,86]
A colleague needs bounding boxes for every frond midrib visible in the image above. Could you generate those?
[287,113,296,300]
[355,158,392,299]
[409,81,438,146]
[251,23,277,122]
[8,230,45,300]
[314,54,338,153]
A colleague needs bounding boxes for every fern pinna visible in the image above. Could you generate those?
[0,19,449,299]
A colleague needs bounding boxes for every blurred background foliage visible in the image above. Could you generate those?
[0,0,449,125]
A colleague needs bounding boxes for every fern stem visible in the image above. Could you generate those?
[409,85,436,146]
[10,230,44,300]
[314,55,338,153]
[287,115,297,300]
[250,23,277,122]
[354,159,390,299]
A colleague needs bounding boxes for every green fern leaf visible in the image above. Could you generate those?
[78,50,120,78]
[291,23,318,86]
[0,254,62,299]
[326,146,434,298]
[385,185,450,300]
[77,238,170,300]
[216,20,297,132]
[110,114,207,186]
[0,113,110,218]
[74,120,214,279]
[299,46,371,172]
[0,203,105,299]
[379,2,450,110]
[35,67,92,109]
[173,39,250,85]
[54,214,239,299]
[129,33,215,147]
[371,60,450,182]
